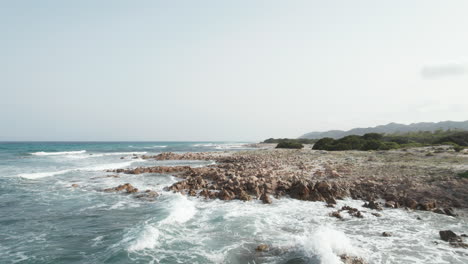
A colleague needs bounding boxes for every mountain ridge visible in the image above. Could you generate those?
[299,120,468,139]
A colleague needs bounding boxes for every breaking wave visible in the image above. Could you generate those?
[31,150,86,156]
[18,160,144,179]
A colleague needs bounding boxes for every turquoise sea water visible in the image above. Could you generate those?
[1,142,467,264]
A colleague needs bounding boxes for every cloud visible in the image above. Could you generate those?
[421,64,466,79]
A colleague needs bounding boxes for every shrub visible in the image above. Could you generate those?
[312,137,335,150]
[436,132,468,146]
[276,141,304,149]
[363,133,383,141]
[454,145,464,152]
[458,171,468,179]
[362,140,382,151]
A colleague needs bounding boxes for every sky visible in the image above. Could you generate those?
[1,0,467,141]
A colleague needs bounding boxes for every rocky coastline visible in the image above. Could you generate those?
[105,147,468,216]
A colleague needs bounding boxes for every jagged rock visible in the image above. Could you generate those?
[326,197,337,205]
[289,180,310,200]
[256,244,269,252]
[419,200,437,211]
[340,254,367,264]
[104,183,138,194]
[363,201,382,211]
[404,198,418,209]
[260,193,272,204]
[238,190,252,201]
[135,190,159,200]
[444,208,457,217]
[450,242,468,248]
[439,230,462,242]
[330,211,343,219]
[218,189,235,200]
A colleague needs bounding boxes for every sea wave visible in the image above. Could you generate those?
[192,143,250,149]
[18,159,144,179]
[127,225,160,251]
[90,152,147,157]
[31,150,86,156]
[299,226,361,264]
[159,194,196,225]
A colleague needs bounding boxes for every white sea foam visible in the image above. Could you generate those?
[31,150,86,156]
[17,169,73,179]
[70,152,147,158]
[192,143,250,149]
[299,226,361,264]
[18,159,145,179]
[127,225,160,251]
[160,194,196,225]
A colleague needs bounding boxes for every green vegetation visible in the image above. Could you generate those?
[458,171,468,179]
[275,141,304,149]
[312,130,468,151]
[263,138,317,144]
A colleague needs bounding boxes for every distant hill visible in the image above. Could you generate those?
[299,120,468,139]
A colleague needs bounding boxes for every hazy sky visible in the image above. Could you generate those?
[1,1,467,141]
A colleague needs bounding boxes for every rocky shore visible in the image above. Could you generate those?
[105,146,468,217]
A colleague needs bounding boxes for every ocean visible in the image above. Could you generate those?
[0,142,467,264]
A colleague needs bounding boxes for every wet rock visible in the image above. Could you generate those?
[71,184,79,188]
[363,201,382,211]
[382,232,392,237]
[289,180,310,200]
[238,190,252,201]
[444,208,457,217]
[256,244,269,252]
[433,208,445,215]
[326,197,337,205]
[135,190,159,200]
[439,230,462,242]
[341,206,363,218]
[419,200,437,211]
[104,183,138,194]
[260,193,272,204]
[372,213,382,217]
[384,201,397,208]
[218,189,235,201]
[340,254,367,264]
[449,242,468,248]
[404,198,418,209]
[330,211,343,219]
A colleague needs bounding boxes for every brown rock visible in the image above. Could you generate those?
[260,193,272,204]
[218,189,235,201]
[404,198,418,209]
[330,211,343,219]
[256,244,269,252]
[419,200,437,211]
[340,254,367,264]
[289,180,310,200]
[71,184,79,188]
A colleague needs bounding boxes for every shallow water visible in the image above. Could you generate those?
[0,142,467,264]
